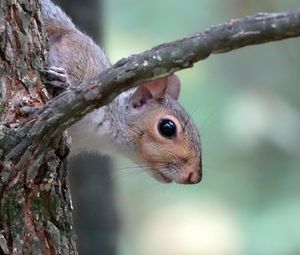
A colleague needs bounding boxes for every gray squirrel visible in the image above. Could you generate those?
[41,0,202,184]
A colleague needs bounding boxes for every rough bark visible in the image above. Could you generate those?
[0,1,76,254]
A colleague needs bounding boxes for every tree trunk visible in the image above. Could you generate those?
[0,1,77,254]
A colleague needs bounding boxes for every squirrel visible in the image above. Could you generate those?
[40,0,202,184]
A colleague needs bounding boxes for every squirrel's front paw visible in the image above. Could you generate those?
[41,66,70,94]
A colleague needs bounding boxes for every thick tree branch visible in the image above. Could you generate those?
[4,8,300,162]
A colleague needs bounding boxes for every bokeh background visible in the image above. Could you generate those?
[59,0,300,254]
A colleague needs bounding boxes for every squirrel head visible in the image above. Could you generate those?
[122,74,202,184]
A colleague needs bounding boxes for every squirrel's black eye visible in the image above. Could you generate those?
[158,119,177,139]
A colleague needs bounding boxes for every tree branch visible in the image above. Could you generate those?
[4,8,300,161]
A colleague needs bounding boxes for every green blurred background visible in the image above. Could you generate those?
[103,1,300,255]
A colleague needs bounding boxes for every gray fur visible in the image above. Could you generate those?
[41,0,202,184]
[41,0,110,84]
[41,0,75,29]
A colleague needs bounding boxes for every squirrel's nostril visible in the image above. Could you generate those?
[186,170,202,184]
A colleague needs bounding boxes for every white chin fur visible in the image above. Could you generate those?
[148,169,173,184]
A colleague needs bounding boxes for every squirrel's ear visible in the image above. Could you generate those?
[131,74,181,108]
[165,74,181,100]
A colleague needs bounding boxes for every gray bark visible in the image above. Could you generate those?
[0,0,76,254]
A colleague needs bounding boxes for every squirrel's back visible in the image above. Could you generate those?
[41,0,74,30]
[41,0,110,84]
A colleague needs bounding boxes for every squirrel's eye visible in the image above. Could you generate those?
[158,119,177,139]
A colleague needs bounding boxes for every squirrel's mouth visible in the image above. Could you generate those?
[158,172,173,183]
[149,169,173,183]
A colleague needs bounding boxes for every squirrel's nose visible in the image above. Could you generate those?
[179,168,202,184]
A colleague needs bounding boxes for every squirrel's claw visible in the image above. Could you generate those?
[41,66,70,91]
